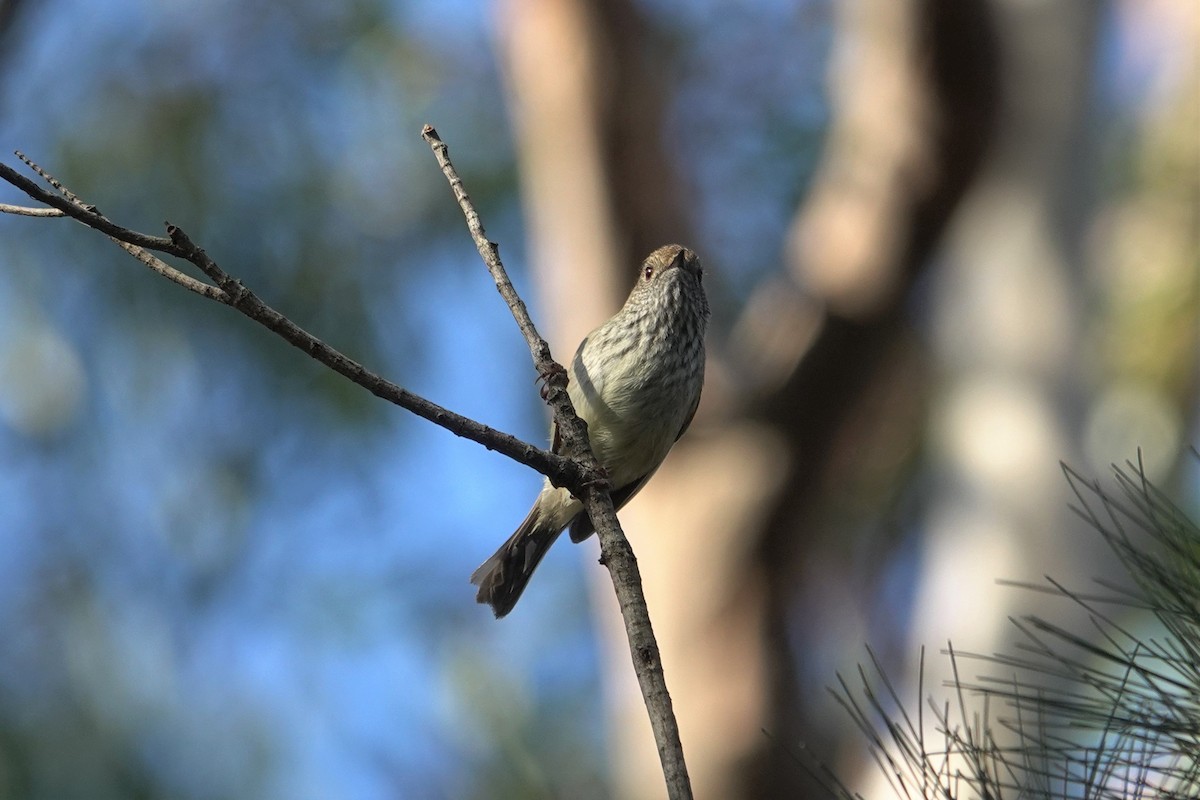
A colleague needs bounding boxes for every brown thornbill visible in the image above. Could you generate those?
[471,244,710,617]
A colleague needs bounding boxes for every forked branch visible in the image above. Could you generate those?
[422,125,692,799]
[1,132,693,799]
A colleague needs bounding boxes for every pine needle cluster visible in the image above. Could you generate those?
[816,455,1200,799]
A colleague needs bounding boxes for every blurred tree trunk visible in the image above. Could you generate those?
[839,0,1104,795]
[747,0,1003,792]
[914,0,1104,689]
[497,0,998,796]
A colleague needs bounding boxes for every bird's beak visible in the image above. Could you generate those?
[667,248,687,272]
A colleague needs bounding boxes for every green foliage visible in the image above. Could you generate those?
[819,455,1200,799]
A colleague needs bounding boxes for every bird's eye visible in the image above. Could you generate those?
[643,265,654,280]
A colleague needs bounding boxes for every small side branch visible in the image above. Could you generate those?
[421,126,552,372]
[0,203,63,217]
[419,126,594,468]
[421,125,693,800]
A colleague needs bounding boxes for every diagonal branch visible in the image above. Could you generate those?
[0,154,583,490]
[421,126,587,462]
[422,125,693,800]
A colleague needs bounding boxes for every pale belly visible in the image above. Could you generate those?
[567,352,697,489]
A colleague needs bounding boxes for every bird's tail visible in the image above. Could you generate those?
[470,505,564,618]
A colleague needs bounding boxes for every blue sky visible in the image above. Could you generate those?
[1,0,1195,797]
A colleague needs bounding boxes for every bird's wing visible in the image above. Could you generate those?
[566,391,701,544]
[675,388,701,443]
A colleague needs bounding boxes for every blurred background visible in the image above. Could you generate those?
[0,0,1196,797]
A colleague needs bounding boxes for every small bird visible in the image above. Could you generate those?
[471,244,710,618]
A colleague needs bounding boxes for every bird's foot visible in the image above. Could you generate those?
[581,464,610,492]
[536,361,568,401]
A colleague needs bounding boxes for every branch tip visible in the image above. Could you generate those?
[17,152,51,182]
[167,224,190,248]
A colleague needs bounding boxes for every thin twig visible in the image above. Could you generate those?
[422,124,693,800]
[0,203,64,217]
[0,160,175,250]
[0,154,583,489]
[420,127,554,375]
[1,159,226,299]
[114,237,228,301]
[17,151,88,204]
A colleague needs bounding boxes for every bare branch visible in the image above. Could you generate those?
[421,127,557,380]
[0,155,583,489]
[420,125,588,456]
[421,124,693,800]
